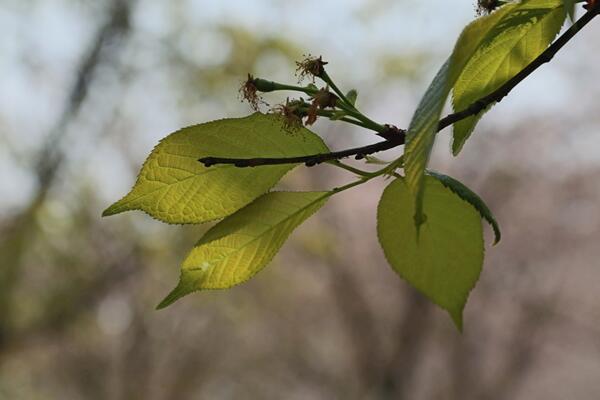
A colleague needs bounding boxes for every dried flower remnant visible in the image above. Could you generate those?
[475,0,502,15]
[239,74,265,111]
[306,88,338,125]
[272,98,306,132]
[295,55,328,82]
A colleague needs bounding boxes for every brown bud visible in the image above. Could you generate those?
[295,55,328,82]
[306,88,338,126]
[239,74,265,111]
[272,98,305,132]
[584,0,598,10]
[475,0,501,15]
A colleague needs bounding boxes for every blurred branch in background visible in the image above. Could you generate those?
[0,1,600,399]
[0,0,133,357]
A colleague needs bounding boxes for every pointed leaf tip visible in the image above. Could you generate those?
[450,307,464,333]
[565,0,576,22]
[101,202,121,217]
[156,280,191,310]
[377,177,484,331]
[103,113,329,224]
[158,191,330,308]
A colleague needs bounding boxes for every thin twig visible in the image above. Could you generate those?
[201,136,404,167]
[199,6,599,169]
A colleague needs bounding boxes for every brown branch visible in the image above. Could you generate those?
[199,5,599,169]
[201,133,405,168]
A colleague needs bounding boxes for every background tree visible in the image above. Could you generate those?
[1,1,600,399]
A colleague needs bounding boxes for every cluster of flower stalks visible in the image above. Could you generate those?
[240,56,403,139]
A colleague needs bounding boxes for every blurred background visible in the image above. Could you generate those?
[1,0,600,399]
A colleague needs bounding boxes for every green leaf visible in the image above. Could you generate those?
[427,170,501,245]
[157,191,329,308]
[364,155,391,165]
[329,110,348,121]
[403,59,452,228]
[103,113,329,224]
[345,89,358,106]
[564,0,576,22]
[404,0,566,226]
[404,2,519,228]
[451,0,566,155]
[377,176,484,330]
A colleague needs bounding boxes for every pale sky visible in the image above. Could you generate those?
[1,0,598,212]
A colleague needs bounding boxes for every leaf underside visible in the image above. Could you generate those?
[427,170,501,244]
[404,0,566,227]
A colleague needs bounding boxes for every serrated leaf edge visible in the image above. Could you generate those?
[156,190,331,309]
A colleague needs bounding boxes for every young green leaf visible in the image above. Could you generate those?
[427,170,501,244]
[329,110,348,121]
[345,89,358,106]
[157,191,330,309]
[404,2,519,228]
[565,0,577,22]
[103,113,329,224]
[377,176,484,330]
[451,0,566,155]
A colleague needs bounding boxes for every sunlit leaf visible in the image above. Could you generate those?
[157,191,330,308]
[404,2,518,228]
[404,0,565,227]
[103,113,329,224]
[452,0,566,154]
[377,176,484,330]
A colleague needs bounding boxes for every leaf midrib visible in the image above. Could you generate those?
[185,192,330,274]
[459,6,561,102]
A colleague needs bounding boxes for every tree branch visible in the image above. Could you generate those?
[437,2,600,131]
[201,135,405,167]
[199,5,599,169]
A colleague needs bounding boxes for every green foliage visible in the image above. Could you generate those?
[403,59,453,228]
[403,3,518,228]
[104,0,590,329]
[452,0,566,154]
[157,191,329,308]
[377,176,484,330]
[565,0,577,21]
[404,0,566,226]
[345,89,358,106]
[103,113,328,224]
[427,171,501,244]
